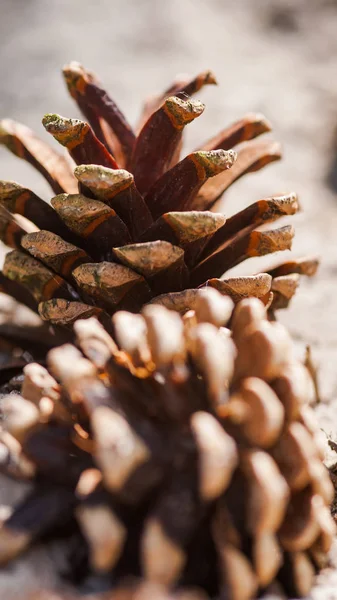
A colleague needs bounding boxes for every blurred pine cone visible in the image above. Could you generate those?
[0,292,334,600]
[0,63,318,363]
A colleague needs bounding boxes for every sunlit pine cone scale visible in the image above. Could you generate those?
[0,291,334,600]
[0,63,319,363]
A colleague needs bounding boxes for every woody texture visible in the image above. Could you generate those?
[0,62,318,359]
[0,63,334,600]
[0,294,335,600]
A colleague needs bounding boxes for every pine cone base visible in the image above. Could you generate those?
[0,292,334,600]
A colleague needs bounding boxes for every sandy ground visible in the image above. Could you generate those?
[1,0,337,597]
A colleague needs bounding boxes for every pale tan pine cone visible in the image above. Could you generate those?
[0,290,334,600]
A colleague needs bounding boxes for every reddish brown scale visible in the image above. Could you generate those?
[201,193,299,260]
[194,140,282,211]
[63,62,136,165]
[42,114,119,169]
[0,211,26,250]
[0,119,77,194]
[0,181,75,242]
[38,298,113,332]
[207,273,272,304]
[51,193,131,260]
[77,100,108,148]
[3,250,79,304]
[139,210,226,269]
[21,231,92,281]
[150,258,190,297]
[145,149,236,220]
[269,274,300,311]
[137,70,217,132]
[63,63,113,151]
[190,225,295,287]
[267,256,320,278]
[113,240,189,296]
[175,71,217,96]
[74,165,153,240]
[71,261,152,313]
[139,211,225,248]
[131,97,205,195]
[198,113,272,152]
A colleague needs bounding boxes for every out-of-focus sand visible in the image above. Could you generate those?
[1,0,337,597]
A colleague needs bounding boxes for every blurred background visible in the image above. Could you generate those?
[1,0,337,412]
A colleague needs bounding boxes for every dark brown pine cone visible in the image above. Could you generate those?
[0,62,318,367]
[0,291,334,600]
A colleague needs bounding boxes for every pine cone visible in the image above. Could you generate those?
[0,291,334,599]
[0,63,318,357]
